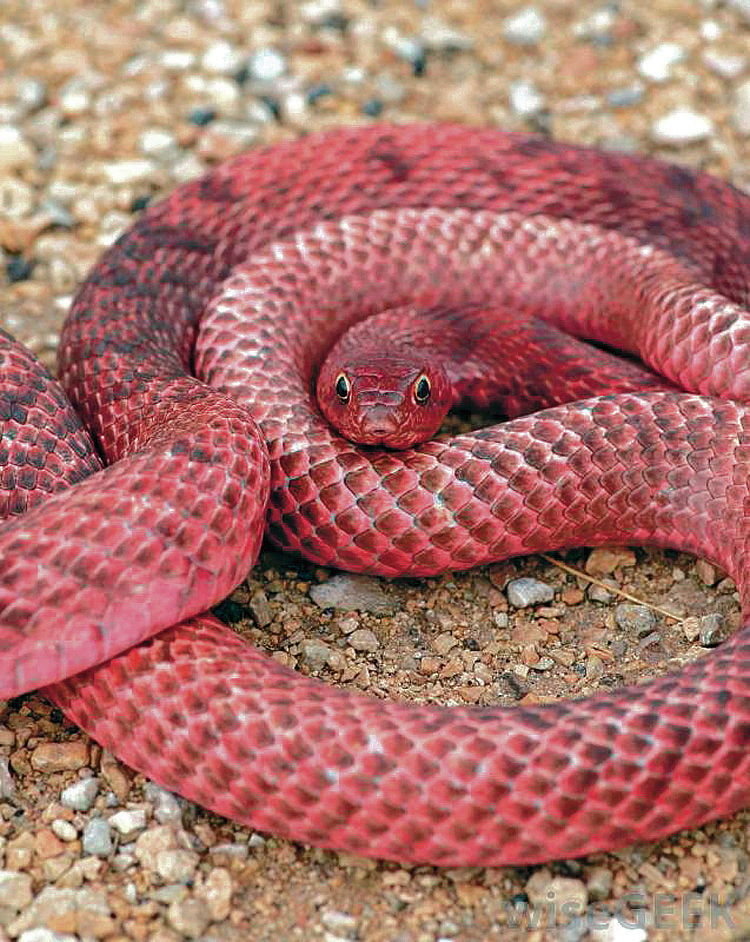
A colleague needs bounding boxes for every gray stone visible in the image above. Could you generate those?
[699,613,727,647]
[144,782,184,825]
[82,818,113,857]
[615,603,656,637]
[61,777,99,812]
[506,577,554,608]
[299,638,335,671]
[310,574,396,613]
[347,628,379,652]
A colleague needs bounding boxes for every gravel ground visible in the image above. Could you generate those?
[2,1,750,940]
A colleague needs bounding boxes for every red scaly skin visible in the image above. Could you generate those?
[0,125,749,866]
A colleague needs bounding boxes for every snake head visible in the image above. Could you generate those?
[316,347,453,450]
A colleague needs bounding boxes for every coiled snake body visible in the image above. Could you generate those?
[2,124,750,866]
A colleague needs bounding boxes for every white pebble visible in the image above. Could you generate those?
[101,159,155,185]
[509,80,546,117]
[59,82,91,116]
[161,49,196,70]
[139,128,178,157]
[247,47,286,82]
[109,809,148,839]
[651,107,713,145]
[0,124,34,169]
[18,931,79,942]
[699,19,722,41]
[502,7,547,45]
[51,819,77,842]
[637,43,686,82]
[202,40,243,74]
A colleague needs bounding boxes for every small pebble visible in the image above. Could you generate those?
[167,896,211,939]
[699,613,727,647]
[247,48,286,82]
[82,818,113,857]
[102,159,156,186]
[615,603,656,637]
[299,638,335,670]
[651,107,714,145]
[586,866,614,901]
[420,16,474,51]
[199,867,233,921]
[588,581,616,603]
[18,930,78,942]
[138,128,178,157]
[526,871,588,917]
[637,42,686,82]
[51,819,77,842]
[250,589,272,627]
[201,39,243,75]
[135,825,179,870]
[59,81,91,116]
[702,48,747,79]
[321,910,358,936]
[0,178,34,218]
[156,848,200,883]
[509,80,546,117]
[695,559,719,586]
[502,7,547,45]
[348,628,379,652]
[310,574,396,613]
[0,870,33,909]
[31,742,88,772]
[606,85,644,108]
[586,547,636,575]
[144,783,184,825]
[0,757,14,799]
[0,124,35,169]
[574,9,616,43]
[506,578,554,608]
[109,809,147,839]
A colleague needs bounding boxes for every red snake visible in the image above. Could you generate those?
[2,123,750,867]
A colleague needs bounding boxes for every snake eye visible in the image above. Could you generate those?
[335,373,351,403]
[414,374,431,404]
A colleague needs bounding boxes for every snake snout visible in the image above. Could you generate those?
[358,404,401,440]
